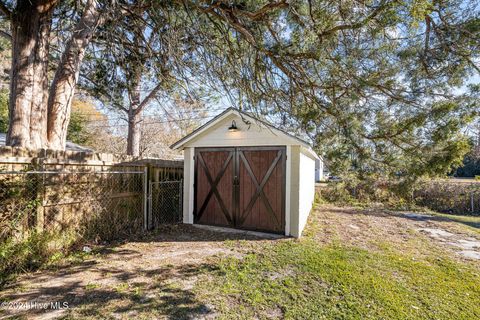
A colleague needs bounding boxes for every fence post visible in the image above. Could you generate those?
[143,166,148,230]
[149,180,153,228]
[471,191,474,213]
[179,179,183,222]
[36,158,46,233]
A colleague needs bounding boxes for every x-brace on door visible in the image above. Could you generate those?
[194,146,285,234]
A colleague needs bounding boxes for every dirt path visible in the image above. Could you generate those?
[309,205,480,262]
[1,206,479,319]
[0,225,273,320]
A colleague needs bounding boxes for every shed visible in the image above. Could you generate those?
[171,108,320,237]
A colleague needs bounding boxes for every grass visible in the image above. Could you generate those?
[0,230,90,288]
[3,206,479,319]
[427,211,480,233]
[193,209,480,319]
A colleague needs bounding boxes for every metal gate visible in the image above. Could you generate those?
[148,180,183,228]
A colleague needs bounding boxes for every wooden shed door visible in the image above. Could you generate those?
[194,147,285,234]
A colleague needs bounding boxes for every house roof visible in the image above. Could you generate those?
[170,107,319,159]
[0,133,93,152]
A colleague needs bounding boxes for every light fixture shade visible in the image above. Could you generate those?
[228,120,238,132]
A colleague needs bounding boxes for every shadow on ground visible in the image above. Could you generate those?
[2,263,217,319]
[0,224,279,319]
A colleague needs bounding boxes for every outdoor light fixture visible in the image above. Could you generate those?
[228,120,238,132]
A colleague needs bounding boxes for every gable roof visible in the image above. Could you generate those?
[170,108,318,159]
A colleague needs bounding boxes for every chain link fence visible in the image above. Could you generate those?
[148,180,183,228]
[0,150,184,285]
[0,170,145,242]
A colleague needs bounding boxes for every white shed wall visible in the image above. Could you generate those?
[183,147,195,224]
[176,109,319,238]
[297,149,316,235]
[288,146,301,237]
[188,114,301,148]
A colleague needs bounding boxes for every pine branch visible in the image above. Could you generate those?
[134,82,164,115]
[316,0,391,38]
[0,29,11,40]
[0,1,12,18]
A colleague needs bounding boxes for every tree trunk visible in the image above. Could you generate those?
[47,0,102,150]
[127,110,141,157]
[126,78,142,157]
[6,1,55,149]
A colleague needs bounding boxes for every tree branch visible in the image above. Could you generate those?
[233,0,288,21]
[0,1,12,18]
[134,82,164,115]
[0,28,11,40]
[316,0,390,38]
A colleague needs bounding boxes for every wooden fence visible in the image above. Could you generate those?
[0,147,183,241]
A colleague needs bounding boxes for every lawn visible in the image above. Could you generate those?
[193,206,480,319]
[1,205,479,319]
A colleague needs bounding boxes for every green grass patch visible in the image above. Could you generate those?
[199,240,480,319]
[428,212,480,233]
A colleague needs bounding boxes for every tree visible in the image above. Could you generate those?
[0,0,477,183]
[81,0,163,156]
[0,89,7,132]
[81,1,206,156]
[0,0,107,149]
[180,0,480,182]
[139,96,208,158]
[0,18,9,90]
[67,98,106,145]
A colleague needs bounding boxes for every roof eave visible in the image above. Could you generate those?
[170,107,236,150]
[170,107,316,151]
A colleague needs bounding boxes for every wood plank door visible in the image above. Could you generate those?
[194,148,235,227]
[236,147,286,233]
[194,147,286,233]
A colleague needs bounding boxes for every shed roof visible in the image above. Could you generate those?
[170,108,319,159]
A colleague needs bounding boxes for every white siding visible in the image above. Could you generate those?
[315,159,324,182]
[188,114,300,147]
[183,147,195,224]
[297,149,316,235]
[288,146,301,237]
[176,109,319,238]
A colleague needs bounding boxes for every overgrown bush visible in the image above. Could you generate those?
[318,175,415,210]
[414,179,480,215]
[318,175,480,216]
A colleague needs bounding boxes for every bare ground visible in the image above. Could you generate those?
[1,206,479,319]
[307,205,480,263]
[0,224,275,320]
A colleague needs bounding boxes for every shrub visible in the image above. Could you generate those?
[413,179,480,215]
[318,175,415,210]
[0,231,69,286]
